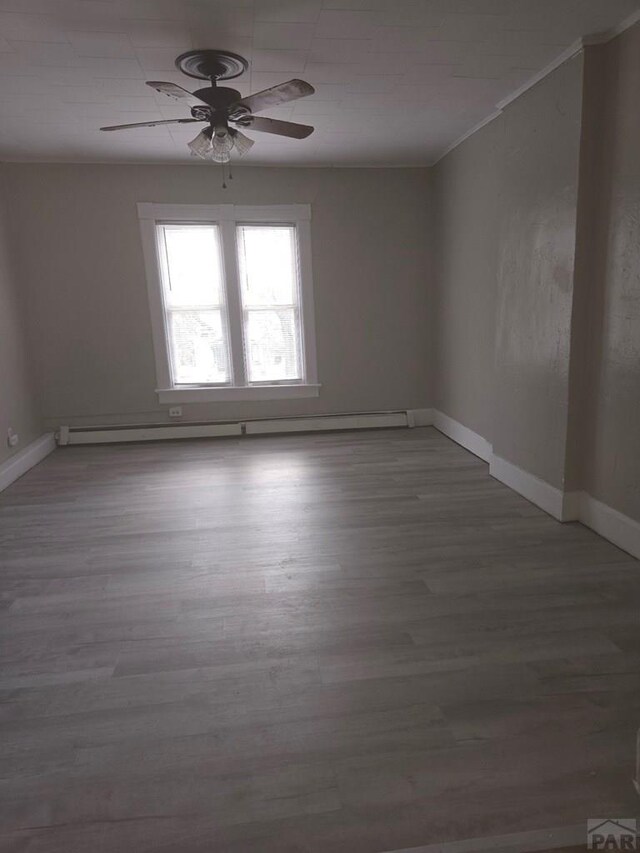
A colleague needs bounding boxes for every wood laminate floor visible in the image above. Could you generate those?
[0,427,638,853]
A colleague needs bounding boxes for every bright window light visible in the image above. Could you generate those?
[158,225,231,385]
[141,203,318,402]
[236,225,302,384]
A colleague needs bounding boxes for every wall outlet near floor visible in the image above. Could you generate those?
[168,406,183,418]
[7,428,19,448]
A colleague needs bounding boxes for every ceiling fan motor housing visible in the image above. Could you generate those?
[192,86,241,108]
[189,87,247,125]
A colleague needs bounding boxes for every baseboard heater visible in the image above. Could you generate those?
[56,411,411,446]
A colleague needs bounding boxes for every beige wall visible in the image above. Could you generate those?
[432,56,584,490]
[580,25,640,520]
[432,116,502,441]
[564,44,607,494]
[3,165,432,428]
[432,28,640,524]
[0,168,41,465]
[493,56,584,489]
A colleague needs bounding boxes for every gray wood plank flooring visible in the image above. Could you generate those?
[0,427,638,852]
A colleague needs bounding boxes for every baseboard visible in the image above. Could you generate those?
[423,412,639,555]
[487,458,639,556]
[58,410,415,446]
[58,422,241,445]
[0,433,56,493]
[432,410,493,462]
[430,411,570,520]
[246,411,408,435]
[430,412,565,516]
[560,490,582,523]
[489,454,571,521]
[578,493,640,560]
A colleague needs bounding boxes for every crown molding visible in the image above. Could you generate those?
[430,109,502,166]
[608,7,640,39]
[495,38,584,112]
[432,11,640,167]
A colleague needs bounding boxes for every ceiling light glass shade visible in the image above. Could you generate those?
[186,125,250,164]
[231,128,254,157]
[210,128,234,164]
[187,127,213,159]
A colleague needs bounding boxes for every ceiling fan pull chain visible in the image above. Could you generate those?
[228,163,233,181]
[221,162,227,190]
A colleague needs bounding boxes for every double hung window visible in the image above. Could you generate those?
[138,204,318,403]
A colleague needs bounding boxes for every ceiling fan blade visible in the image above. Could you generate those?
[234,79,314,114]
[100,118,200,131]
[146,81,210,108]
[231,128,254,156]
[237,116,314,139]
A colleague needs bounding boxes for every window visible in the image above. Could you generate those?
[159,225,230,385]
[237,225,302,384]
[138,204,318,403]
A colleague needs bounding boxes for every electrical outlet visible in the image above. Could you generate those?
[7,428,19,448]
[168,406,182,418]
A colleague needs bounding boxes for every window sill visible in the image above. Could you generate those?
[157,384,321,404]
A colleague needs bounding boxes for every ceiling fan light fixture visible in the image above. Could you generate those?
[230,128,254,157]
[187,126,213,159]
[210,127,234,163]
[100,52,315,165]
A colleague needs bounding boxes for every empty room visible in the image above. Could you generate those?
[1,1,640,851]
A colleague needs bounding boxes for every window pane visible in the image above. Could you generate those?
[245,308,301,383]
[169,310,230,384]
[162,225,224,307]
[237,224,304,384]
[237,225,297,307]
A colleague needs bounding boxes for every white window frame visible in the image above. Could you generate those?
[138,203,319,404]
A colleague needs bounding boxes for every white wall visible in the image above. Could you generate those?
[3,165,433,428]
[0,167,41,466]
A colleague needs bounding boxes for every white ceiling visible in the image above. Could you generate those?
[0,0,638,166]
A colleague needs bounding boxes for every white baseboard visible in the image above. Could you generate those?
[560,489,582,522]
[489,454,570,521]
[0,433,56,493]
[432,410,493,462]
[430,410,579,523]
[58,422,241,445]
[246,412,408,435]
[429,411,639,559]
[578,493,640,560]
[58,410,414,446]
[488,455,640,552]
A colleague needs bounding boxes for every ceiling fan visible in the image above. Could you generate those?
[100,49,315,163]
